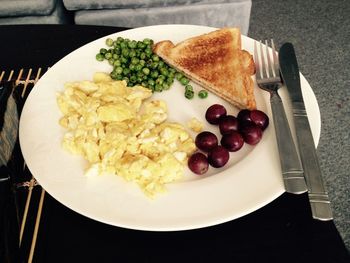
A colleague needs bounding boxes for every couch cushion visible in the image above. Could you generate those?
[0,0,57,17]
[63,0,247,11]
[74,2,251,35]
[0,0,72,25]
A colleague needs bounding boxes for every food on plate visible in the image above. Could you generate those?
[187,105,269,174]
[96,37,178,92]
[195,131,218,152]
[220,131,244,152]
[239,123,263,145]
[249,109,269,131]
[205,104,227,124]
[198,90,208,99]
[207,146,230,168]
[187,117,203,132]
[96,36,196,98]
[219,115,239,135]
[152,28,256,110]
[188,152,209,175]
[56,72,196,197]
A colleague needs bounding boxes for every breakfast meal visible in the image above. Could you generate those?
[152,28,256,110]
[57,72,196,197]
[56,27,269,197]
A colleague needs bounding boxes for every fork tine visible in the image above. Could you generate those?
[271,39,279,76]
[265,40,274,78]
[254,41,262,79]
[259,40,267,78]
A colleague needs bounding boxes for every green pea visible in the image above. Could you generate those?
[106,38,114,47]
[158,61,164,68]
[175,72,183,80]
[150,62,158,69]
[152,54,160,62]
[162,82,170,90]
[145,48,152,56]
[129,50,136,58]
[137,41,146,49]
[148,79,155,87]
[113,60,121,67]
[96,53,104,61]
[131,57,139,65]
[139,59,146,66]
[140,53,146,60]
[110,71,118,79]
[135,64,143,71]
[180,77,190,85]
[142,67,150,75]
[156,77,164,85]
[198,90,208,99]
[129,64,136,71]
[128,40,137,49]
[130,75,137,83]
[185,90,194,99]
[185,84,193,91]
[160,67,168,76]
[121,49,129,57]
[143,38,153,45]
[115,67,123,75]
[104,52,112,59]
[123,68,130,75]
[108,58,114,65]
[150,71,159,79]
[120,42,127,49]
[154,84,163,92]
[166,77,174,85]
[100,48,107,54]
[113,46,121,55]
[120,57,128,64]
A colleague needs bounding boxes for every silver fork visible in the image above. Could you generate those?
[254,39,307,194]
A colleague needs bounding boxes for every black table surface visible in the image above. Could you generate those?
[0,25,349,263]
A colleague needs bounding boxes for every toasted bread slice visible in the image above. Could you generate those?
[153,28,256,110]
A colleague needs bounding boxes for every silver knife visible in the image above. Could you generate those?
[279,43,333,221]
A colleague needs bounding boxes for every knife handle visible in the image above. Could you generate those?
[293,104,333,220]
[270,91,308,194]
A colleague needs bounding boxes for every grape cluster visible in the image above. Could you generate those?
[188,104,269,175]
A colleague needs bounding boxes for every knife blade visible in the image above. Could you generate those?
[279,43,333,221]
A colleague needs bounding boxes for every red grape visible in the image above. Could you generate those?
[237,109,252,124]
[240,123,262,145]
[219,115,239,135]
[188,152,209,175]
[250,110,269,130]
[208,146,230,168]
[221,131,244,152]
[205,104,227,124]
[195,131,218,152]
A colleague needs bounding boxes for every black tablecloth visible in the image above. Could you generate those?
[0,25,349,263]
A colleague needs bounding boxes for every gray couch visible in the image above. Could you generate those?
[0,0,72,24]
[0,0,252,35]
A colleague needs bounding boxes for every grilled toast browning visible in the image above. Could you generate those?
[153,28,256,109]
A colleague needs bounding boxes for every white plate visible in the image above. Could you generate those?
[19,25,320,231]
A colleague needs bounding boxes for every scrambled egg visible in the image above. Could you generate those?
[57,72,196,197]
[187,117,204,133]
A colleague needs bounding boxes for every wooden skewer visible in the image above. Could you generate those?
[28,188,46,263]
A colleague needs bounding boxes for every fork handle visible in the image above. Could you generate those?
[270,91,308,194]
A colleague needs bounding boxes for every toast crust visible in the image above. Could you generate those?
[153,28,256,110]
